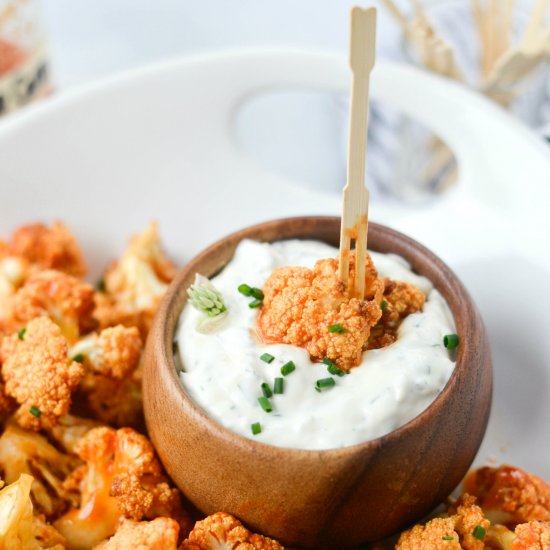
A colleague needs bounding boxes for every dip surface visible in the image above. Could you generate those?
[177,239,456,450]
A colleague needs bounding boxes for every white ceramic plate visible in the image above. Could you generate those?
[0,50,549,483]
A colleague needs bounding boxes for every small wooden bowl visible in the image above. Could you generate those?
[143,216,492,549]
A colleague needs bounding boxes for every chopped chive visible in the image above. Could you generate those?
[96,278,106,292]
[251,422,262,435]
[17,328,26,341]
[249,299,263,309]
[258,396,272,413]
[261,383,273,398]
[238,283,252,296]
[260,353,275,364]
[322,357,336,368]
[442,535,453,541]
[72,354,85,364]
[280,361,296,376]
[444,333,459,350]
[327,364,346,377]
[328,323,346,334]
[250,287,264,300]
[29,406,41,418]
[274,377,284,394]
[315,377,336,392]
[381,300,388,313]
[472,526,486,541]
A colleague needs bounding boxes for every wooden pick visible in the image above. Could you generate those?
[339,6,376,300]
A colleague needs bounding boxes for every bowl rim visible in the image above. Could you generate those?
[148,215,485,458]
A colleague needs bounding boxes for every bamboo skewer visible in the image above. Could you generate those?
[339,6,376,301]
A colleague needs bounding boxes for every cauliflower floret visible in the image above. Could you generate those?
[0,255,30,333]
[0,424,80,518]
[93,222,176,338]
[8,222,87,278]
[512,521,550,549]
[181,512,284,549]
[259,252,384,371]
[46,414,103,454]
[93,518,180,550]
[368,278,426,349]
[396,495,490,550]
[69,325,142,379]
[1,317,84,430]
[465,465,550,527]
[0,473,66,550]
[10,270,95,342]
[54,426,190,550]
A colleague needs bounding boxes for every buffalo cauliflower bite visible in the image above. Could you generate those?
[181,512,284,549]
[1,317,84,430]
[0,423,80,518]
[367,278,426,349]
[93,518,180,550]
[55,426,190,549]
[396,495,490,550]
[0,254,30,331]
[465,465,550,527]
[93,222,176,338]
[487,521,550,549]
[10,270,95,342]
[69,325,142,379]
[8,222,87,278]
[46,414,102,454]
[0,473,67,550]
[259,252,384,371]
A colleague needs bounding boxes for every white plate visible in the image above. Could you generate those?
[0,50,549,481]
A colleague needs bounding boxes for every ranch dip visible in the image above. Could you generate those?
[176,239,456,451]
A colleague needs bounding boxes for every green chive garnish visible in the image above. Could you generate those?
[249,299,262,309]
[442,535,453,540]
[261,383,273,398]
[260,353,274,364]
[327,364,346,377]
[258,396,273,413]
[17,328,26,341]
[472,526,486,541]
[250,287,264,300]
[96,278,106,292]
[315,377,336,392]
[72,354,85,363]
[238,284,252,296]
[280,361,296,376]
[328,323,346,334]
[381,300,388,312]
[251,422,262,435]
[29,406,41,418]
[323,358,336,367]
[274,377,284,394]
[444,333,459,350]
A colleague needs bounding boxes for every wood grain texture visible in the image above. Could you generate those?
[143,216,492,549]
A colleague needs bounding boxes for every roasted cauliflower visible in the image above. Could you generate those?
[181,512,284,549]
[93,518,180,550]
[487,521,550,549]
[259,252,384,371]
[1,317,84,430]
[93,222,176,338]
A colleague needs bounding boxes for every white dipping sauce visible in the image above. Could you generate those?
[177,239,456,450]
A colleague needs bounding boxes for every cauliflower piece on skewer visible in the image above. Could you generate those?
[93,518,180,550]
[181,512,284,550]
[54,426,191,550]
[94,222,176,338]
[1,317,84,430]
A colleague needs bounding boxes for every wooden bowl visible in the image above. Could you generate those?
[143,216,492,549]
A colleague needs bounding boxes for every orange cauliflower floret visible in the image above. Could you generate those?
[55,426,190,549]
[94,518,180,550]
[8,221,87,278]
[70,325,142,379]
[0,423,80,518]
[1,317,84,430]
[10,269,95,342]
[181,512,284,549]
[93,222,176,338]
[259,252,384,371]
[46,413,103,454]
[368,278,426,349]
[396,495,490,550]
[511,521,550,549]
[465,465,550,527]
